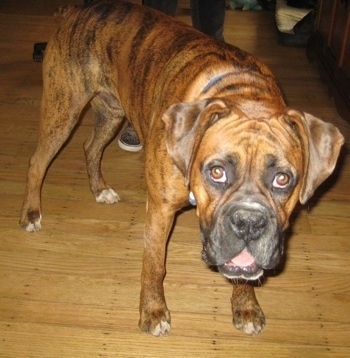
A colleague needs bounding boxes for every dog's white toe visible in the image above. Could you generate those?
[95,189,120,204]
[25,216,42,232]
[151,320,171,337]
[239,321,264,336]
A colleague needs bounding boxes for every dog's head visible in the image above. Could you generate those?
[163,98,344,280]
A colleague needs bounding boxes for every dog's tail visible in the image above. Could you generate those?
[54,5,81,24]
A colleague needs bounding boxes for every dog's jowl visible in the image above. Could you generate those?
[20,1,344,336]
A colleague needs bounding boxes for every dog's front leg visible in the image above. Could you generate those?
[231,282,265,335]
[138,198,175,336]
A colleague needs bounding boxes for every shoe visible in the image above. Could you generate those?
[118,123,143,152]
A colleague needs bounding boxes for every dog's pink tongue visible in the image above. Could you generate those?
[227,249,255,267]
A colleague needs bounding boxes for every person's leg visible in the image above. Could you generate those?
[142,0,178,16]
[190,0,226,41]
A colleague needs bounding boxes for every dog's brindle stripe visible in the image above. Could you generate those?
[52,1,284,142]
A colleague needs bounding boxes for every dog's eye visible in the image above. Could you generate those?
[272,173,290,189]
[210,166,227,183]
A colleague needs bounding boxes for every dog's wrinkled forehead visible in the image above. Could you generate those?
[197,115,302,168]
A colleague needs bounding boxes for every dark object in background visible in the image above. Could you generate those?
[259,0,276,11]
[32,42,46,62]
[293,10,316,34]
[287,0,316,9]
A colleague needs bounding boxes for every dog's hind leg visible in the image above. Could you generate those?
[84,93,125,204]
[20,90,87,232]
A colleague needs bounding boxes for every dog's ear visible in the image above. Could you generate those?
[162,98,231,184]
[297,111,344,204]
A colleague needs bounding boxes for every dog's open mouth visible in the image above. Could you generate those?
[218,249,264,280]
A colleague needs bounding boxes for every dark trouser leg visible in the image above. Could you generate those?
[190,0,226,41]
[142,0,178,16]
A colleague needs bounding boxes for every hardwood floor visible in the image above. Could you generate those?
[0,1,349,357]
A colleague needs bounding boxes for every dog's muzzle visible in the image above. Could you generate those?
[201,203,282,281]
[219,208,267,279]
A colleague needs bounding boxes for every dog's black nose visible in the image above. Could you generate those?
[231,209,267,242]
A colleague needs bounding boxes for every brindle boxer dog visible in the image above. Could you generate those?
[20,0,344,336]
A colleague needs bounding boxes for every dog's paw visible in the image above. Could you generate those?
[95,188,120,204]
[232,302,265,336]
[139,308,171,337]
[20,211,42,232]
